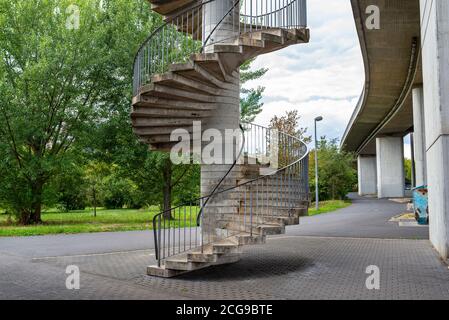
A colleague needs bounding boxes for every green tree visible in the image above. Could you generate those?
[269,110,311,167]
[269,110,311,143]
[404,158,412,185]
[84,161,111,216]
[309,138,357,201]
[240,58,268,123]
[0,0,157,224]
[52,162,87,212]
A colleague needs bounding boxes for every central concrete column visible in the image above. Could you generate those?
[376,137,405,198]
[203,0,240,48]
[412,86,427,186]
[420,0,449,259]
[200,1,241,243]
[358,155,377,196]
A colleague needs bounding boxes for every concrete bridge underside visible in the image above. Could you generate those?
[342,0,449,261]
[342,0,421,157]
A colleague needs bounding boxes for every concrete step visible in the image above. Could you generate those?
[187,251,218,263]
[151,71,237,98]
[132,105,212,119]
[201,205,308,217]
[139,83,236,104]
[165,255,208,271]
[148,251,241,277]
[248,207,308,217]
[228,192,307,201]
[133,95,216,111]
[227,221,285,236]
[147,264,190,278]
[170,61,238,91]
[132,116,204,128]
[211,240,240,254]
[219,215,300,228]
[190,53,235,83]
[149,0,198,17]
[233,233,266,245]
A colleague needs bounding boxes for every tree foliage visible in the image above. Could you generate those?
[0,0,157,223]
[269,110,311,167]
[269,110,311,143]
[309,138,357,201]
[240,58,268,123]
[404,158,412,185]
[0,0,267,225]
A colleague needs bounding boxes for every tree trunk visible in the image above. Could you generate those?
[19,179,44,225]
[162,159,173,219]
[30,179,44,224]
[93,187,97,217]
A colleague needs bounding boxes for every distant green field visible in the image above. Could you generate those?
[308,200,352,216]
[0,207,199,237]
[0,201,351,237]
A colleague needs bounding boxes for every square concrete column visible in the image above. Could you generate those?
[376,137,405,199]
[412,86,427,186]
[358,155,377,196]
[420,0,449,259]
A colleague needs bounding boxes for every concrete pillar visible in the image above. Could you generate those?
[420,0,449,259]
[203,0,240,50]
[376,137,405,198]
[358,155,377,196]
[412,86,427,186]
[201,1,241,242]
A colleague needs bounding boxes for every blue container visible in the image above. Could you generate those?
[413,185,428,225]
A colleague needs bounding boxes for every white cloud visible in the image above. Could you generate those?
[247,0,365,144]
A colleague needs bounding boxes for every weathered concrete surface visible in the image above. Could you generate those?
[286,193,428,240]
[358,155,377,196]
[412,86,427,186]
[376,137,405,198]
[420,0,449,260]
[342,0,421,155]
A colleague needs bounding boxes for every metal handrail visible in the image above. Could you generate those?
[152,121,309,265]
[133,0,307,95]
[240,0,302,19]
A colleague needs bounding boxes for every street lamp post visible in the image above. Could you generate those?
[314,116,323,211]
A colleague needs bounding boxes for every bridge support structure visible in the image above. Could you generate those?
[420,0,449,259]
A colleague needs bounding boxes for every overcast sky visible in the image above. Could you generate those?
[247,0,412,158]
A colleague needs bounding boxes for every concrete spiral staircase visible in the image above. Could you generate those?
[131,0,310,277]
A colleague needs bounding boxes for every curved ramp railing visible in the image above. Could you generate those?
[133,0,307,95]
[152,122,309,266]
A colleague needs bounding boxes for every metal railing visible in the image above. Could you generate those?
[135,0,309,266]
[133,0,307,95]
[152,122,309,266]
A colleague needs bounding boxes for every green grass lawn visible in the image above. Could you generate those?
[0,207,199,237]
[308,200,352,216]
[0,200,351,237]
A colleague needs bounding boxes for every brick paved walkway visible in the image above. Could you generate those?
[1,196,447,300]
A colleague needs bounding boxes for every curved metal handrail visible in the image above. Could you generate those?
[133,0,307,95]
[240,0,300,19]
[133,0,213,63]
[152,121,309,264]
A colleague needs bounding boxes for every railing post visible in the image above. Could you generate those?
[200,199,204,253]
[250,184,253,236]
